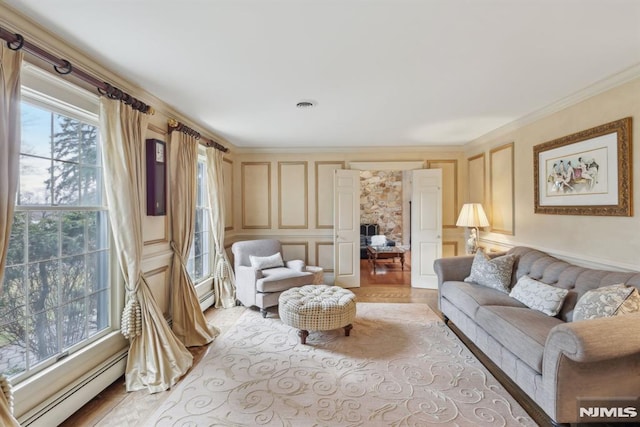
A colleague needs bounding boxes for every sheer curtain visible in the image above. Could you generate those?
[100,98,192,392]
[169,131,219,346]
[206,148,236,308]
[0,42,23,427]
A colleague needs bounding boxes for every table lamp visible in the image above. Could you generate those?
[456,203,489,254]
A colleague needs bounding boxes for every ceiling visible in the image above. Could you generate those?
[5,0,640,149]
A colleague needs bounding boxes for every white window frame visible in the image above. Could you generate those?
[11,63,126,422]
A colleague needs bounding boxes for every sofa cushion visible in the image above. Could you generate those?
[573,284,640,321]
[464,249,516,293]
[250,252,284,270]
[441,281,527,319]
[509,276,569,316]
[476,305,564,373]
[257,267,312,292]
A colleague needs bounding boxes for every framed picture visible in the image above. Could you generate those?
[534,117,632,216]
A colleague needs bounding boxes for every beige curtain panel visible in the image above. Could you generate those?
[206,148,236,308]
[0,43,23,427]
[169,131,219,346]
[99,98,192,392]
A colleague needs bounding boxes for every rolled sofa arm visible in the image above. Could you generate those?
[433,255,474,287]
[545,313,640,364]
[286,259,306,272]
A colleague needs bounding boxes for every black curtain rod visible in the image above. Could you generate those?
[0,26,153,114]
[168,119,229,153]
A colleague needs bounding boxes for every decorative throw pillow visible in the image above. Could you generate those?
[509,276,569,316]
[464,249,516,294]
[249,252,284,270]
[573,284,640,321]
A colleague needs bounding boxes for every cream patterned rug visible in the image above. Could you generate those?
[147,303,536,426]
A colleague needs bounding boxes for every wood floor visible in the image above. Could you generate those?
[59,263,439,426]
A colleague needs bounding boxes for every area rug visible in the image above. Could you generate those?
[146,303,536,426]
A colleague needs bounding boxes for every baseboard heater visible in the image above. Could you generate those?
[19,350,128,427]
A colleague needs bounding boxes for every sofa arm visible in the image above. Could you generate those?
[545,313,640,364]
[286,259,305,272]
[433,256,474,287]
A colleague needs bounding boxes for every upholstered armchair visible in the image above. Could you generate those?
[231,239,314,317]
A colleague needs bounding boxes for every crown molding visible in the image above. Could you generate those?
[465,62,640,150]
[233,144,465,155]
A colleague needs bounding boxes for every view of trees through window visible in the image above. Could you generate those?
[0,101,110,379]
[187,160,211,283]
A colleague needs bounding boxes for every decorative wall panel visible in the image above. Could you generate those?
[223,158,234,231]
[242,162,271,229]
[490,143,514,235]
[315,161,345,229]
[278,161,308,229]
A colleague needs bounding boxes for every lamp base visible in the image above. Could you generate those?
[465,228,479,254]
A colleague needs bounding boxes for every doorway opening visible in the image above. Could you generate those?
[358,169,412,286]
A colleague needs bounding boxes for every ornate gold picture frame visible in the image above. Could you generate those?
[534,117,632,216]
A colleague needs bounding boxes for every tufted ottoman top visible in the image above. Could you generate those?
[279,285,356,315]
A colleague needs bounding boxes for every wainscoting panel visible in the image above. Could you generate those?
[427,160,458,229]
[281,241,309,265]
[145,266,169,315]
[278,161,308,229]
[442,241,459,258]
[316,241,334,272]
[467,153,485,205]
[490,143,515,235]
[223,158,234,231]
[241,162,271,229]
[315,161,344,229]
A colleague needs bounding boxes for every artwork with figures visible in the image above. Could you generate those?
[545,147,606,196]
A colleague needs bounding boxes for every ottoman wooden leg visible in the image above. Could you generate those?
[298,329,309,344]
[344,324,353,337]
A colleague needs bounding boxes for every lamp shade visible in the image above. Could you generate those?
[456,203,490,228]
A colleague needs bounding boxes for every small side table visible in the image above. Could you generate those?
[305,266,324,285]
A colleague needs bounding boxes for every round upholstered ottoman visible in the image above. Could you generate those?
[278,284,357,344]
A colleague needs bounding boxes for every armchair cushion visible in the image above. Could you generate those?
[250,252,284,270]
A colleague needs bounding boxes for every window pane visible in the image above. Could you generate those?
[61,255,86,303]
[62,212,85,256]
[28,211,59,261]
[6,212,26,266]
[61,300,86,349]
[195,209,203,234]
[21,103,51,158]
[0,320,27,378]
[19,155,51,205]
[87,251,109,293]
[29,310,58,363]
[80,166,101,206]
[88,290,110,336]
[53,114,80,162]
[0,265,26,319]
[28,260,59,313]
[53,160,80,205]
[87,211,109,251]
[80,123,99,165]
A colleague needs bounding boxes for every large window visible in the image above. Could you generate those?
[187,158,211,283]
[0,88,110,380]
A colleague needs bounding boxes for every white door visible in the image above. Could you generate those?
[411,169,442,289]
[334,169,360,288]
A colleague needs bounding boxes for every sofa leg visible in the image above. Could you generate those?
[260,308,268,318]
[298,329,309,344]
[443,315,449,324]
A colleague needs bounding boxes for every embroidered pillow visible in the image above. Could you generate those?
[573,284,640,321]
[509,276,569,316]
[249,252,284,270]
[464,249,516,294]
